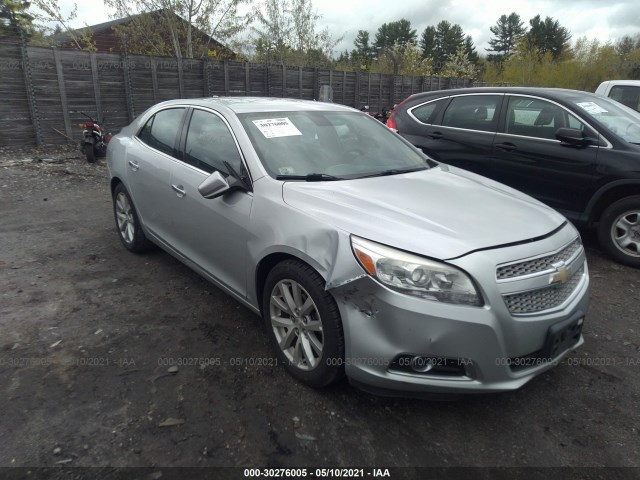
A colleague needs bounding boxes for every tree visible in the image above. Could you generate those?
[371,41,432,76]
[0,0,34,39]
[526,14,571,60]
[419,25,435,58]
[351,29,374,70]
[464,35,478,64]
[251,0,340,67]
[373,19,416,57]
[105,0,250,58]
[29,0,95,49]
[432,20,465,71]
[486,12,526,63]
[441,45,476,79]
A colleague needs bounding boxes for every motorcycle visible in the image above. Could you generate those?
[75,112,111,163]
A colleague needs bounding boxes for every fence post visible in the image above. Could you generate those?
[151,57,159,102]
[52,48,72,140]
[282,64,287,96]
[354,70,359,107]
[341,70,346,105]
[378,74,382,112]
[367,72,371,109]
[245,62,250,95]
[177,58,185,98]
[224,60,230,95]
[89,52,102,122]
[121,40,135,122]
[20,34,42,145]
[389,74,395,107]
[265,62,270,97]
[299,67,303,98]
[314,67,318,99]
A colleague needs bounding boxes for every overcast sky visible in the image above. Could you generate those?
[64,0,640,54]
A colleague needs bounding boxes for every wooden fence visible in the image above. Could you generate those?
[0,42,477,147]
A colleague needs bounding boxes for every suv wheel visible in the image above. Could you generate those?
[262,259,345,387]
[598,195,640,267]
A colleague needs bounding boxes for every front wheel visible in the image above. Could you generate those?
[112,183,154,253]
[263,259,345,387]
[597,195,640,268]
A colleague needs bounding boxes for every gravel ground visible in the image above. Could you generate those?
[0,146,639,476]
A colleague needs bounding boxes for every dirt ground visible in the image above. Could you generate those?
[0,147,639,475]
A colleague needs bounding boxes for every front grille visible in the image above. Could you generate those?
[496,238,582,280]
[503,265,585,315]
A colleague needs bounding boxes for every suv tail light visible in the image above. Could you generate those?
[386,96,412,133]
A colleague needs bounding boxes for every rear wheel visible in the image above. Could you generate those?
[262,259,345,387]
[112,183,154,253]
[597,195,640,267]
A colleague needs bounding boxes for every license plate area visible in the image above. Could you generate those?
[541,316,584,360]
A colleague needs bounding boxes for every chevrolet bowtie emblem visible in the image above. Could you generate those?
[551,262,571,284]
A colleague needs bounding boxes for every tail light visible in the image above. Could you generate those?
[86,122,94,127]
[386,96,412,133]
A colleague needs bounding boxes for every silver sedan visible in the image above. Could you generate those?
[107,97,589,396]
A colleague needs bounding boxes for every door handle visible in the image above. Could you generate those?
[128,160,139,170]
[171,184,186,197]
[429,131,443,139]
[495,142,517,152]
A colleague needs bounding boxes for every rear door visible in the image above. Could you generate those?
[423,94,503,177]
[491,95,598,215]
[126,107,187,242]
[169,108,254,298]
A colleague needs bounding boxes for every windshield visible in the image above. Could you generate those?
[571,96,640,144]
[238,111,428,179]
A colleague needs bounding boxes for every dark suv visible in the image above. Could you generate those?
[388,87,640,267]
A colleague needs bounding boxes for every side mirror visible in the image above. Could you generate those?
[198,171,230,199]
[555,127,590,146]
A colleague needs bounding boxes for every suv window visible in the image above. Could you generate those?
[184,109,243,175]
[609,85,640,112]
[505,97,587,140]
[138,108,185,156]
[441,95,500,132]
[410,98,447,124]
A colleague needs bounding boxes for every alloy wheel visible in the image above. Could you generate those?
[611,210,640,258]
[269,279,324,370]
[115,192,135,244]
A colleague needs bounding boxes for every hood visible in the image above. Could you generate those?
[281,166,566,260]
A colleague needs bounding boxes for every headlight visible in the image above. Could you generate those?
[351,236,482,306]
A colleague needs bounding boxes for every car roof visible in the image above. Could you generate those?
[152,96,357,114]
[406,87,598,102]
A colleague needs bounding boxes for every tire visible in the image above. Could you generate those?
[262,259,345,387]
[597,195,640,268]
[112,183,154,253]
[84,143,95,163]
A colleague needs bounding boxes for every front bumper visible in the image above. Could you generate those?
[330,227,589,395]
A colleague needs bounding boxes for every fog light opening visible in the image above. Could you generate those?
[410,356,434,373]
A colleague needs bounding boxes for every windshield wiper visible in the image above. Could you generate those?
[355,166,428,179]
[276,173,344,181]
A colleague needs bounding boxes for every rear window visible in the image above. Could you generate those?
[441,95,501,132]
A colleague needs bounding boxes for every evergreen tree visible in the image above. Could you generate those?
[526,14,571,59]
[373,19,417,57]
[487,12,526,63]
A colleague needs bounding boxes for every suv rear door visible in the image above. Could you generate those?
[418,94,504,178]
[490,95,598,216]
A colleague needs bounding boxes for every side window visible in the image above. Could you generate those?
[609,85,640,112]
[410,98,447,124]
[441,95,500,132]
[505,97,569,140]
[184,109,243,175]
[138,108,185,156]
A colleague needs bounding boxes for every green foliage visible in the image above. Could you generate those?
[351,29,374,70]
[0,0,34,39]
[441,45,476,79]
[419,21,473,72]
[251,0,339,67]
[486,12,526,63]
[526,14,571,60]
[481,34,640,91]
[373,19,416,57]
